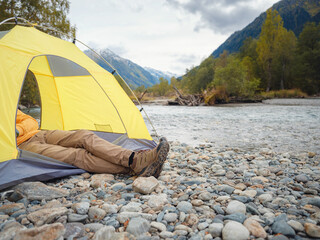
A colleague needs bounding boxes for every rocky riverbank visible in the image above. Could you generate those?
[0,142,319,240]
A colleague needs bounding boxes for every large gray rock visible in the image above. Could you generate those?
[0,203,25,216]
[271,220,295,237]
[222,221,250,240]
[93,226,116,240]
[0,221,26,240]
[85,223,104,232]
[305,223,320,238]
[287,220,304,232]
[63,222,85,239]
[147,194,168,210]
[208,223,223,237]
[14,223,65,240]
[90,174,114,188]
[226,200,246,215]
[93,226,135,240]
[132,176,159,194]
[27,207,68,226]
[164,213,178,222]
[88,207,106,221]
[117,212,153,223]
[13,182,69,201]
[177,201,193,213]
[120,202,142,213]
[198,191,212,201]
[126,217,150,237]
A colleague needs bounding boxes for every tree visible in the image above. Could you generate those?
[256,9,283,91]
[0,0,76,39]
[150,78,171,96]
[294,22,320,94]
[274,28,297,89]
[212,55,260,98]
[20,70,41,107]
[183,57,214,94]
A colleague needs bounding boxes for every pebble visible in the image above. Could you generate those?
[164,212,178,222]
[64,222,86,239]
[226,200,246,215]
[120,202,142,212]
[305,222,320,238]
[0,142,319,240]
[258,193,273,203]
[177,201,193,213]
[222,221,250,240]
[150,221,166,232]
[224,212,246,223]
[208,223,223,237]
[68,213,88,222]
[126,217,150,237]
[88,207,106,220]
[287,220,304,232]
[72,201,90,214]
[243,218,267,238]
[271,220,295,237]
[132,176,159,194]
[160,231,174,238]
[295,174,309,183]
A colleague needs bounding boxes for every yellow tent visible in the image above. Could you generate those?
[0,25,156,189]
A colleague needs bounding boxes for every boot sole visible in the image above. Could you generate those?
[138,138,170,178]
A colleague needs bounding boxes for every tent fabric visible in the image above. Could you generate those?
[0,25,156,189]
[0,150,86,190]
[46,55,91,77]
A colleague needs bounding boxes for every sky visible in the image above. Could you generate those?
[69,0,279,75]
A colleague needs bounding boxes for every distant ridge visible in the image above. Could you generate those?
[212,0,320,57]
[84,49,175,88]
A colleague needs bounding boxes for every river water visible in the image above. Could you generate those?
[143,99,320,154]
[26,99,320,154]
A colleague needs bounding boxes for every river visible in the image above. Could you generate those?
[143,99,320,154]
[25,98,320,154]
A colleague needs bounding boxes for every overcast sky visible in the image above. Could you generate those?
[69,0,279,75]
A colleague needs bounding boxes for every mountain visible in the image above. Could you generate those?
[84,48,160,88]
[144,67,178,83]
[212,0,320,57]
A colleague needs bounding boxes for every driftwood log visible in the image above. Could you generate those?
[169,85,203,106]
[138,89,148,102]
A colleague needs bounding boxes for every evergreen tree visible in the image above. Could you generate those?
[295,22,320,94]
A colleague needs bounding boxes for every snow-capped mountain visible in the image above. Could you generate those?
[84,48,171,88]
[144,67,178,83]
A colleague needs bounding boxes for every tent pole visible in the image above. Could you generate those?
[76,39,160,140]
[0,17,160,141]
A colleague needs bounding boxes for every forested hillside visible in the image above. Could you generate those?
[179,8,320,103]
[212,0,320,57]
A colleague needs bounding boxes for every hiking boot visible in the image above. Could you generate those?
[132,137,170,177]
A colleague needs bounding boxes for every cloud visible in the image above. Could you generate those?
[107,44,128,56]
[165,0,273,34]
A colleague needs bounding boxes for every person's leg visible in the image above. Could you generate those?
[19,137,130,174]
[43,130,170,176]
[44,130,132,167]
